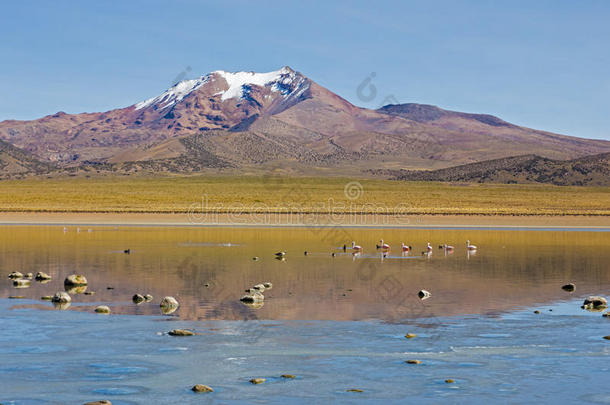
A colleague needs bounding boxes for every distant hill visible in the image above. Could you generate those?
[0,140,54,177]
[1,66,609,175]
[384,153,610,186]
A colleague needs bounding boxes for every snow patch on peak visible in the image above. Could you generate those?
[135,75,211,110]
[213,67,307,101]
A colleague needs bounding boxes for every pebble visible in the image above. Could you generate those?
[191,384,213,393]
[249,378,266,384]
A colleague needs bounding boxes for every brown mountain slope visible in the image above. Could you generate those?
[385,152,610,186]
[1,67,609,173]
[0,139,54,177]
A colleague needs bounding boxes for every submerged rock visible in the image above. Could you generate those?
[8,271,23,279]
[168,329,195,336]
[561,283,575,292]
[95,305,111,314]
[52,291,71,303]
[64,274,88,286]
[160,296,179,315]
[582,296,608,310]
[191,384,213,393]
[249,378,266,384]
[418,290,431,300]
[35,271,52,281]
[12,279,31,288]
[132,294,145,304]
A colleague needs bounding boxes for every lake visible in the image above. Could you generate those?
[1,225,609,403]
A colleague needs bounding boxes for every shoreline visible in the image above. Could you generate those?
[1,212,609,229]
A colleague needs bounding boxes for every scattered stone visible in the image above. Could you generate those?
[561,283,575,292]
[253,284,266,292]
[445,379,455,384]
[84,401,112,405]
[191,384,213,393]
[534,310,540,314]
[24,272,33,279]
[406,359,422,364]
[84,291,95,295]
[168,329,195,336]
[263,282,273,289]
[204,283,210,287]
[8,295,25,299]
[249,378,266,384]
[160,296,179,315]
[346,389,363,393]
[51,291,71,303]
[35,272,52,281]
[582,296,608,310]
[41,296,53,301]
[64,274,88,286]
[144,294,153,302]
[95,305,111,314]
[281,374,296,379]
[8,271,23,279]
[13,279,31,288]
[418,290,431,300]
[604,336,610,340]
[252,257,259,261]
[405,333,417,339]
[132,294,145,304]
[240,291,265,303]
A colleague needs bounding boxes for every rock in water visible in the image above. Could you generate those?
[347,389,363,393]
[160,296,179,314]
[602,312,610,318]
[95,305,111,314]
[240,291,265,303]
[8,271,23,279]
[64,274,88,286]
[12,279,31,288]
[445,379,455,384]
[168,329,195,336]
[35,272,52,281]
[405,333,417,339]
[24,272,33,279]
[84,401,112,405]
[249,378,266,384]
[253,284,266,292]
[582,296,608,310]
[191,384,213,393]
[418,290,431,300]
[132,294,145,304]
[263,282,273,289]
[406,359,422,364]
[51,291,71,303]
[561,283,575,292]
[41,295,53,301]
[144,294,153,302]
[281,374,296,379]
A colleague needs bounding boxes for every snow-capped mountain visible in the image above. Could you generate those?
[0,66,609,172]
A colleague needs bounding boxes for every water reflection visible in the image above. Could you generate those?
[1,226,609,321]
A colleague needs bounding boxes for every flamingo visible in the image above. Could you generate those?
[444,244,454,251]
[351,241,363,251]
[401,243,411,252]
[377,239,390,250]
[467,240,477,250]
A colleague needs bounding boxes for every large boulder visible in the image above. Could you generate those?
[582,296,608,310]
[64,274,88,286]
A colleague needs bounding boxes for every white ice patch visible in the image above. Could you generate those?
[134,76,211,110]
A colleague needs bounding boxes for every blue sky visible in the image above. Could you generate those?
[1,0,609,140]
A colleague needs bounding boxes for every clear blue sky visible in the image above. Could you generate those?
[1,0,609,140]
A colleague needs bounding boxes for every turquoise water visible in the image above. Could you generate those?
[1,226,609,403]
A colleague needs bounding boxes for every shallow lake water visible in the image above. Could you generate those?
[1,226,609,403]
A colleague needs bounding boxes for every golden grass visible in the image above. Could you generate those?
[0,175,608,215]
